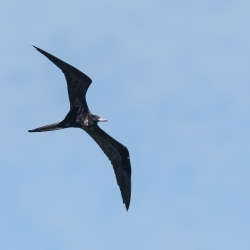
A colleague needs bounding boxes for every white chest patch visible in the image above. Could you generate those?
[84,118,89,126]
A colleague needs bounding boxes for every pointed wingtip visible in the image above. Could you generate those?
[32,45,40,51]
[124,200,130,211]
[32,46,44,53]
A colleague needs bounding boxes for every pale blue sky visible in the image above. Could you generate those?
[1,1,250,249]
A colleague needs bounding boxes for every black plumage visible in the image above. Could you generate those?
[29,46,131,210]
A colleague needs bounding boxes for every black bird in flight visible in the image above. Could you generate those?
[29,46,131,210]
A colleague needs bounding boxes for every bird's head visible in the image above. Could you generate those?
[92,115,109,123]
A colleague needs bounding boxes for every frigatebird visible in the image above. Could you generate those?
[29,46,131,210]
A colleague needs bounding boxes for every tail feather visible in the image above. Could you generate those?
[28,122,61,132]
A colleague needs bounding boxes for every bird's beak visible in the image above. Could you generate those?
[98,118,109,122]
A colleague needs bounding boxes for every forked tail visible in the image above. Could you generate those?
[28,122,62,132]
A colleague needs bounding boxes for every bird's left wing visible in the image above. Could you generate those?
[85,125,132,210]
[33,46,92,110]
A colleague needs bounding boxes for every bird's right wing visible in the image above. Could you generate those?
[85,125,132,210]
[33,46,92,110]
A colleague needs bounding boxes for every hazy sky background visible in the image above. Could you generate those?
[1,1,250,249]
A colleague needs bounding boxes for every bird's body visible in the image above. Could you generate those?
[29,46,131,210]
